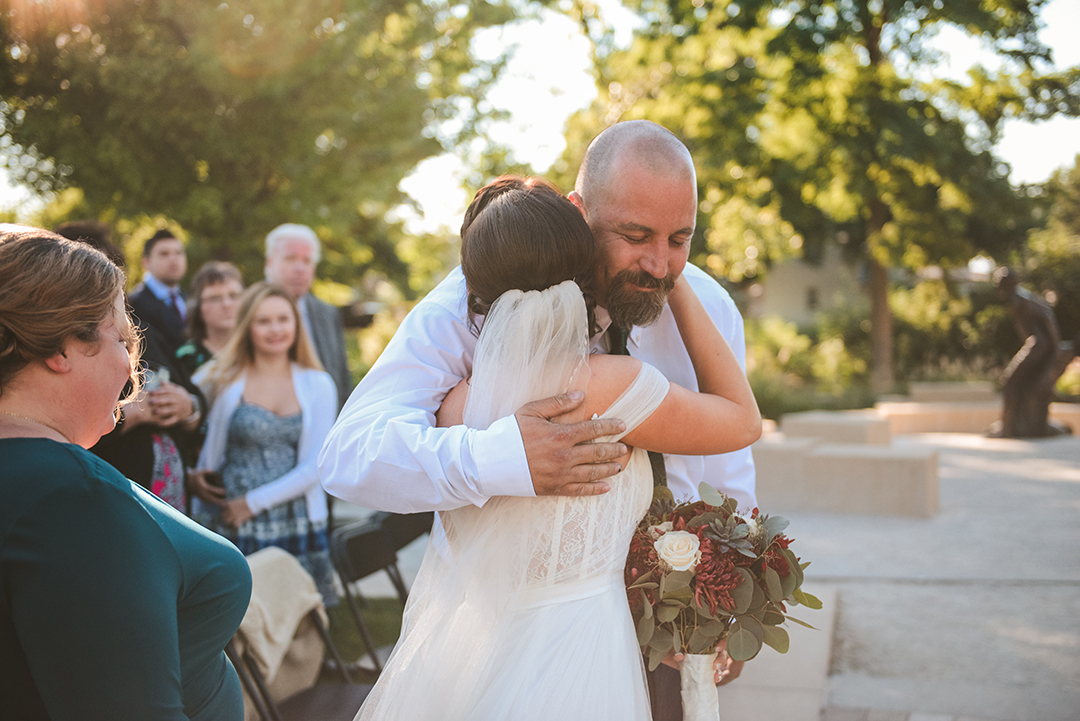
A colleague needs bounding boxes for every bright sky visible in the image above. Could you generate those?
[4,0,1079,233]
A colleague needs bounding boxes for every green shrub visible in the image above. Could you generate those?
[746,316,872,419]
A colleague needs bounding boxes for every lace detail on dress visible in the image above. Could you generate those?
[523,362,669,589]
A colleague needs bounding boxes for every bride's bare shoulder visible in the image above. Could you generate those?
[583,354,643,420]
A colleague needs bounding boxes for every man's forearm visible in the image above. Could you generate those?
[319,410,535,512]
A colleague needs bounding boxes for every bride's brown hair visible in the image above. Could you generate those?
[460,175,598,336]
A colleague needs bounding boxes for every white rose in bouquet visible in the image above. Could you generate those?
[653,530,702,572]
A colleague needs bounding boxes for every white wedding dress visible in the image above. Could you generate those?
[354,281,669,721]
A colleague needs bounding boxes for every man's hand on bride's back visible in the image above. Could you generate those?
[516,391,627,497]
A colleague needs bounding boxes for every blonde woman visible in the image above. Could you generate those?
[190,282,338,604]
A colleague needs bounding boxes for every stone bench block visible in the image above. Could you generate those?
[908,381,998,403]
[800,444,939,517]
[752,436,818,509]
[1050,403,1080,434]
[874,401,1000,435]
[781,410,892,445]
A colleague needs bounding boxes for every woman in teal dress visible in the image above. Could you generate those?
[0,225,252,721]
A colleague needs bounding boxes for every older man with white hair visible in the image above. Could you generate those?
[264,223,351,409]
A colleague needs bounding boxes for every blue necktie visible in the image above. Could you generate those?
[168,290,184,323]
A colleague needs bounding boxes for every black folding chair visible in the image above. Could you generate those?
[380,511,434,553]
[329,517,415,674]
[228,608,372,721]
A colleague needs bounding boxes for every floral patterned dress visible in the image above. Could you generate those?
[201,400,335,606]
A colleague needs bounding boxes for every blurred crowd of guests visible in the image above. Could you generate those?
[54,219,351,605]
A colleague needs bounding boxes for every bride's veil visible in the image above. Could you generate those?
[355,280,590,720]
[462,279,588,430]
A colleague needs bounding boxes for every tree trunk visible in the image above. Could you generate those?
[867,254,894,394]
[863,9,894,395]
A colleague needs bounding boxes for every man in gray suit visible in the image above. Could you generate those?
[264,223,352,410]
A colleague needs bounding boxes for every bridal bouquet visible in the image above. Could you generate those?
[625,483,821,719]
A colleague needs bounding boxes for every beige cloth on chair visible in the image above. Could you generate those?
[233,547,329,721]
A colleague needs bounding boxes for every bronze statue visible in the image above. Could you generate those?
[990,268,1076,438]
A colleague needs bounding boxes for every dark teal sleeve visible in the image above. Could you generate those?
[6,477,191,720]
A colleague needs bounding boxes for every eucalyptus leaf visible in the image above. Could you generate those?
[665,587,695,604]
[762,515,789,544]
[764,567,784,601]
[726,626,762,661]
[732,568,754,614]
[738,615,764,642]
[649,627,673,652]
[780,569,797,599]
[629,570,655,588]
[700,619,726,638]
[783,548,804,587]
[657,604,681,623]
[698,482,726,507]
[648,645,666,672]
[762,609,785,626]
[748,579,766,613]
[762,624,790,654]
[630,581,659,590]
[662,570,693,594]
[784,615,819,630]
[639,589,652,619]
[688,628,712,655]
[792,589,824,610]
[673,626,682,655]
[636,612,655,646]
[687,512,721,529]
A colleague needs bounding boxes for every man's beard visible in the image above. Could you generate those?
[605,269,677,329]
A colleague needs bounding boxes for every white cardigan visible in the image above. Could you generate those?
[195,364,338,523]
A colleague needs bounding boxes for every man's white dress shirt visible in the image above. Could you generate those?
[318,263,756,513]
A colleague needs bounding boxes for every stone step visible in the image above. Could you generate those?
[907,381,998,403]
[754,436,939,518]
[874,401,1000,435]
[1050,402,1080,434]
[781,410,892,445]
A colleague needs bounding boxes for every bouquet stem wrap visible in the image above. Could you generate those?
[680,652,720,721]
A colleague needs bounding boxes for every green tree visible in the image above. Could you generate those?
[1023,153,1080,340]
[0,0,521,295]
[562,0,1080,392]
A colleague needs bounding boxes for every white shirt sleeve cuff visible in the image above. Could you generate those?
[471,414,536,499]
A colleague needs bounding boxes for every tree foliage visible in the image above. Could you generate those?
[0,0,524,295]
[1023,153,1080,339]
[562,0,1080,391]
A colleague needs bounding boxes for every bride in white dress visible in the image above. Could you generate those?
[354,177,760,721]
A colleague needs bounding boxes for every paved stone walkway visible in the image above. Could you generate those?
[336,431,1080,721]
[823,710,1002,721]
[803,433,1080,721]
